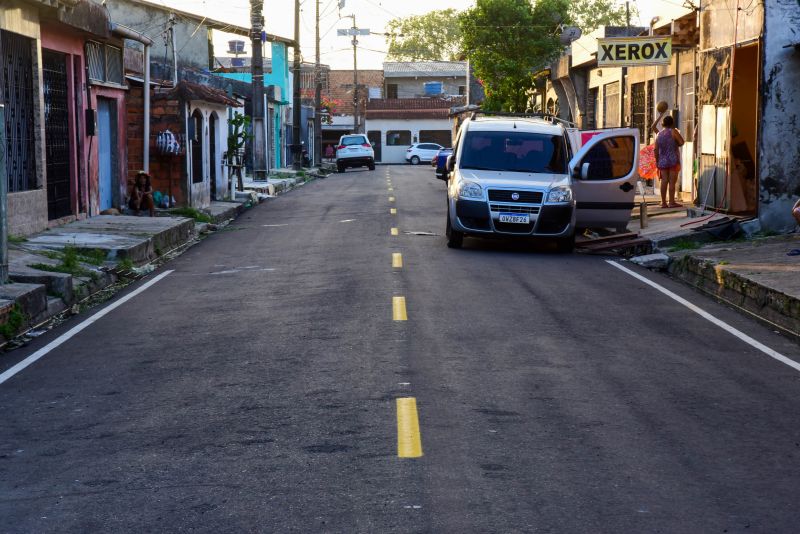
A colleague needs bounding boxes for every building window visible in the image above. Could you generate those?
[419,130,451,146]
[603,81,620,128]
[86,41,124,85]
[458,85,466,96]
[386,130,411,146]
[387,83,398,99]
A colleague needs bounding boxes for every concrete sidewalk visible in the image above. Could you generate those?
[624,205,800,337]
[0,200,251,343]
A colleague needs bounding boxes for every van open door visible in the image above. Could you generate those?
[569,129,639,231]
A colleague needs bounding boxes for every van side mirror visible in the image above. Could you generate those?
[446,155,455,172]
[581,162,590,180]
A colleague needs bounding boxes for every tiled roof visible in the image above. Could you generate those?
[384,61,467,78]
[367,97,465,110]
[366,97,466,120]
[367,109,451,120]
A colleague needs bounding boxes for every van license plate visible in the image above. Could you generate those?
[499,213,529,224]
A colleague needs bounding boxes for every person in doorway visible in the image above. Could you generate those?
[129,171,155,217]
[653,115,685,208]
[325,144,335,161]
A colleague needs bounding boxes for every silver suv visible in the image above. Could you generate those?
[442,116,639,251]
[336,134,375,172]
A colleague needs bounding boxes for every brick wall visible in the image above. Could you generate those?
[126,84,188,206]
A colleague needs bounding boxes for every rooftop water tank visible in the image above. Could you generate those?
[228,40,245,54]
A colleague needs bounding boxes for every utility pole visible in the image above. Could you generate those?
[250,0,267,180]
[352,16,359,134]
[337,16,367,134]
[314,0,322,166]
[292,0,302,170]
[626,0,631,27]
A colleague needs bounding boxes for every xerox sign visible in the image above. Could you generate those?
[597,37,672,67]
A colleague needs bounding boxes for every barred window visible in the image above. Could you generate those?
[86,41,124,85]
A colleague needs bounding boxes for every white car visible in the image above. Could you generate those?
[443,115,639,251]
[336,134,375,172]
[405,143,444,165]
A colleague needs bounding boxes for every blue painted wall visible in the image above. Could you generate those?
[220,42,290,169]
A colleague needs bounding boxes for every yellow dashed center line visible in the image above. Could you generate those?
[392,296,407,321]
[392,252,403,268]
[390,208,397,215]
[389,196,395,202]
[391,227,399,236]
[388,187,394,191]
[396,397,423,458]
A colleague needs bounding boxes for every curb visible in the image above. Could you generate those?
[667,253,800,337]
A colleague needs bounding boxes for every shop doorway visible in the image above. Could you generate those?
[728,43,759,215]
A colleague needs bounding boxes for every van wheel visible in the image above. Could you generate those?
[555,233,575,253]
[410,156,420,165]
[368,161,376,171]
[446,212,463,249]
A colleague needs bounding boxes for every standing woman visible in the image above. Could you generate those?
[653,115,685,208]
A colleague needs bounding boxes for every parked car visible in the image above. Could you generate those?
[442,115,639,251]
[405,143,444,165]
[432,147,453,179]
[336,134,375,172]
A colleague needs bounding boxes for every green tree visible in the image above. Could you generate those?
[386,9,462,61]
[460,0,570,112]
[569,0,636,33]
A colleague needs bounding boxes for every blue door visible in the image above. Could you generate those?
[97,98,116,211]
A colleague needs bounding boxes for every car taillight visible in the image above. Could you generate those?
[337,145,346,150]
[362,143,371,148]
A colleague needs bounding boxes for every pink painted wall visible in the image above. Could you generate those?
[40,22,128,216]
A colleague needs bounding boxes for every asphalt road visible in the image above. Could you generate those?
[2,165,800,533]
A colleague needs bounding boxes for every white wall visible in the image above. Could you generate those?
[365,118,453,164]
[186,102,231,207]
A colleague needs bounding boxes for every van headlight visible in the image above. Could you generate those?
[546,186,572,203]
[458,181,483,200]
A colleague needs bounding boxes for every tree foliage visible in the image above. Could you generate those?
[385,9,462,62]
[569,0,636,34]
[459,0,570,112]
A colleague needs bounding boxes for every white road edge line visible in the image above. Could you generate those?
[606,260,800,373]
[0,269,175,386]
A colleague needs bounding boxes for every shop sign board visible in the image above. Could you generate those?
[597,37,672,67]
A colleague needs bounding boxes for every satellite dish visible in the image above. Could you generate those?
[560,26,582,45]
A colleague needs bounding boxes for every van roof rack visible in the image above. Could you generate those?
[449,106,577,128]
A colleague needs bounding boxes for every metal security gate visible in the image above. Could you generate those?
[43,50,72,220]
[631,82,646,143]
[586,88,598,130]
[0,30,37,193]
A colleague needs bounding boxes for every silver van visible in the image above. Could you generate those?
[442,116,639,251]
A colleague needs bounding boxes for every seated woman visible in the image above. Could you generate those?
[129,171,155,217]
[793,199,800,227]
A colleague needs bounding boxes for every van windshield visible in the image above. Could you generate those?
[460,131,567,174]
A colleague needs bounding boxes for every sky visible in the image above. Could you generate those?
[158,0,692,70]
